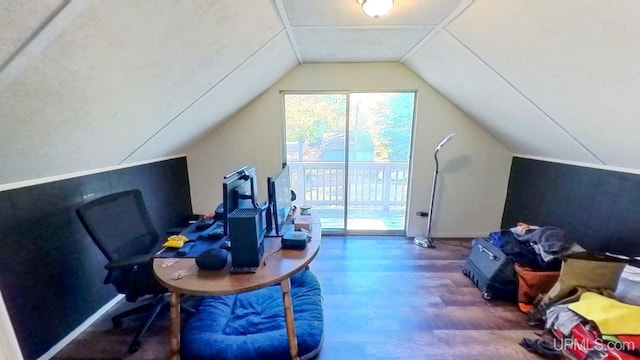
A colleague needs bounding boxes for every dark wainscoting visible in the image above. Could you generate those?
[0,157,193,360]
[502,157,640,257]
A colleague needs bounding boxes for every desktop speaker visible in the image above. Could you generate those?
[228,208,264,268]
[281,230,309,250]
[195,248,229,270]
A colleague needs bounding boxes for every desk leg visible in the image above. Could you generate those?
[168,292,181,360]
[281,278,299,360]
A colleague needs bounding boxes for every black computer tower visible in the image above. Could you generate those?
[228,208,264,268]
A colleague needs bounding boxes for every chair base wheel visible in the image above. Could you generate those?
[128,341,140,354]
[482,292,493,300]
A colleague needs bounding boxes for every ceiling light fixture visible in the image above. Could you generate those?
[357,0,394,18]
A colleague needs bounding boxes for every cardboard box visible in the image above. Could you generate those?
[294,215,312,231]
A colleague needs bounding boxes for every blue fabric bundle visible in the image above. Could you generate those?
[181,269,323,360]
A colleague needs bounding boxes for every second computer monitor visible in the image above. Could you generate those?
[267,164,293,236]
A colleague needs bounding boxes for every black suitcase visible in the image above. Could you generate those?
[462,238,517,301]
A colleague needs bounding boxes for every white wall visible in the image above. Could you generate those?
[187,63,512,237]
[0,291,22,360]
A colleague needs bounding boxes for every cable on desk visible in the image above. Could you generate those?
[263,246,283,266]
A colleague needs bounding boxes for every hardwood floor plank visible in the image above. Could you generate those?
[53,237,551,360]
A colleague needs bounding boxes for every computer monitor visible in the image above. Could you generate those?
[222,166,258,236]
[266,164,293,236]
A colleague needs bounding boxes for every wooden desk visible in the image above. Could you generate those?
[153,214,320,360]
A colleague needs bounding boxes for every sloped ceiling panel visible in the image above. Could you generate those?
[447,0,640,168]
[293,27,433,63]
[405,31,599,163]
[0,0,64,66]
[125,32,298,162]
[0,0,284,184]
[282,0,461,62]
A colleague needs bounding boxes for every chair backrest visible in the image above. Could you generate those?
[77,190,159,262]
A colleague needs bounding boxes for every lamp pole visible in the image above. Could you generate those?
[414,133,456,249]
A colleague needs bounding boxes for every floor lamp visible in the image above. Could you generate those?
[414,133,457,249]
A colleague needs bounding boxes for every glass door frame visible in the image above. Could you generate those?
[280,90,418,236]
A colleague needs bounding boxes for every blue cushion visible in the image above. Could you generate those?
[181,269,323,360]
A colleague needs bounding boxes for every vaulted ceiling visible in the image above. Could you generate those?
[2,0,639,185]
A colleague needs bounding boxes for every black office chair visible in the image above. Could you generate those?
[76,189,173,353]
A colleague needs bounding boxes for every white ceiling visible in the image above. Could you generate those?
[0,0,294,183]
[404,30,599,163]
[280,0,466,62]
[2,0,640,184]
[0,0,63,67]
[441,0,640,169]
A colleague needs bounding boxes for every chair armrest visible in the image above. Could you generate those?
[105,254,153,270]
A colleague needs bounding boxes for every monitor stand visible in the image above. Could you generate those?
[264,223,295,237]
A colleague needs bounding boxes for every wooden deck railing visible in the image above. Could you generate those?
[289,162,409,210]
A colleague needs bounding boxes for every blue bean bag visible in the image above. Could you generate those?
[181,269,323,360]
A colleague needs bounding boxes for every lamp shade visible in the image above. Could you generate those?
[435,133,456,151]
[358,0,394,18]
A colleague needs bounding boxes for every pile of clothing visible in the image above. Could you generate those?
[484,224,640,359]
[486,223,585,311]
[546,295,640,359]
[489,223,584,271]
[524,256,640,359]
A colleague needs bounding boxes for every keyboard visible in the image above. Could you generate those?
[195,217,216,230]
[197,222,224,240]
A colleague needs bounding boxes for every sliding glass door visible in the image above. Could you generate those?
[284,92,415,234]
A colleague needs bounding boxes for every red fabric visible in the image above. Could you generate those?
[552,324,640,360]
[618,336,640,350]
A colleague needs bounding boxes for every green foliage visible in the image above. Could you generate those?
[378,93,414,161]
[284,94,346,145]
[284,92,414,162]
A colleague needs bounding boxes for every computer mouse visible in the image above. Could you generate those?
[195,248,229,270]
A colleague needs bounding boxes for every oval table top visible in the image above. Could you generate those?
[153,214,321,296]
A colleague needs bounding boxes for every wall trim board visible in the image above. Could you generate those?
[36,295,124,360]
[434,232,490,238]
[514,154,640,176]
[502,157,640,257]
[0,154,186,192]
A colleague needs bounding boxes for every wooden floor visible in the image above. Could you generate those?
[53,237,547,360]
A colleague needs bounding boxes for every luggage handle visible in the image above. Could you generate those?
[479,244,498,261]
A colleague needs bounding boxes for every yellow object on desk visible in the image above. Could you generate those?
[163,235,188,248]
